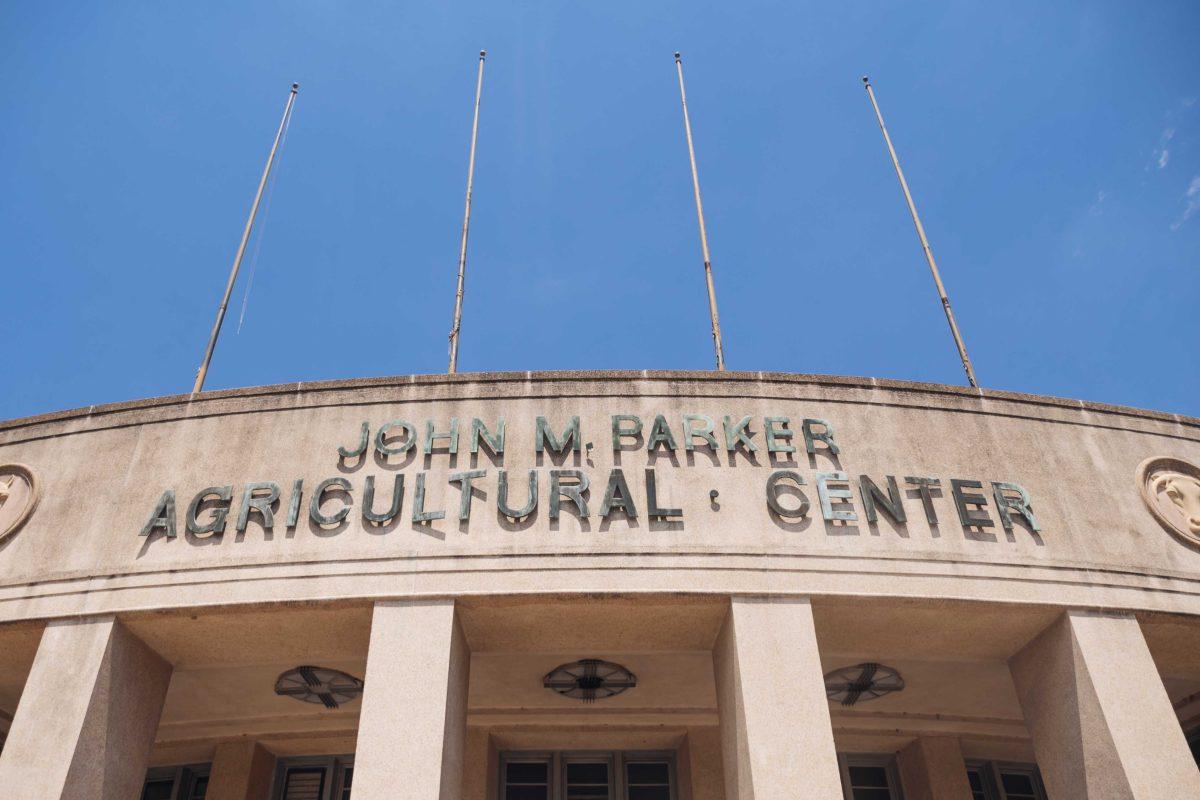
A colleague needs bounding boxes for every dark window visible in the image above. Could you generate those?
[626,761,671,800]
[999,771,1038,800]
[964,761,1046,800]
[565,760,610,799]
[500,751,672,800]
[846,764,893,800]
[966,768,988,800]
[141,779,175,800]
[505,759,550,800]
[188,775,210,800]
[142,764,211,800]
[838,757,901,800]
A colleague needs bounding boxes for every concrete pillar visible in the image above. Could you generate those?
[352,599,470,800]
[1009,610,1200,800]
[205,740,275,800]
[895,736,972,800]
[0,616,172,800]
[713,596,842,800]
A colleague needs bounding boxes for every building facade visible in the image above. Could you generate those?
[0,370,1198,799]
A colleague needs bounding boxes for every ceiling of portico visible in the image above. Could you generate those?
[455,594,729,652]
[122,603,373,668]
[5,595,1198,763]
[811,597,1062,661]
[1141,612,1200,681]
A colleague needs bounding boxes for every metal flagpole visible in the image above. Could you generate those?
[674,52,726,372]
[193,82,300,395]
[862,76,978,388]
[448,50,487,374]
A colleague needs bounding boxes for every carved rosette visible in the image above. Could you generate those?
[0,463,40,543]
[1138,457,1200,548]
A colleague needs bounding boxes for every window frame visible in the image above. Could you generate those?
[560,751,616,800]
[989,762,1046,800]
[960,762,988,800]
[498,749,677,800]
[271,754,354,800]
[142,763,211,800]
[500,750,556,799]
[621,751,677,800]
[837,753,905,800]
[964,760,1047,800]
[964,761,993,800]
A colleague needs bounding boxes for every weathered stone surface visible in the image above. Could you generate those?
[0,372,1195,622]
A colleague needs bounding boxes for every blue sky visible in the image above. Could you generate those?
[2,1,1197,420]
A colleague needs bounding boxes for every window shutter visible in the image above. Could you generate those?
[281,766,327,800]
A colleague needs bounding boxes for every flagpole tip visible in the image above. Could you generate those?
[861,75,871,85]
[480,50,487,58]
[291,82,299,91]
[674,51,682,61]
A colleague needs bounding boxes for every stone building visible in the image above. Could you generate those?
[0,370,1198,799]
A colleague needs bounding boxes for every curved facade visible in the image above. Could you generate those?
[0,371,1198,798]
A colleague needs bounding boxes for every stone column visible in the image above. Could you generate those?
[895,736,972,800]
[1009,610,1200,799]
[205,740,275,800]
[352,599,470,800]
[0,616,172,799]
[713,596,842,800]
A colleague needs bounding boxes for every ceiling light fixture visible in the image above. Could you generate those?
[274,665,364,709]
[823,662,904,706]
[544,659,637,703]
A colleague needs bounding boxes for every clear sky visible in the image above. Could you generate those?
[2,2,1197,420]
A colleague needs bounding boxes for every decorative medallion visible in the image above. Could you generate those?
[274,665,364,709]
[543,659,637,703]
[1138,457,1200,548]
[824,662,905,706]
[0,464,40,544]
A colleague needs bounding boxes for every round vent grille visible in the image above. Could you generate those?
[824,662,904,706]
[274,665,363,709]
[543,659,637,703]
